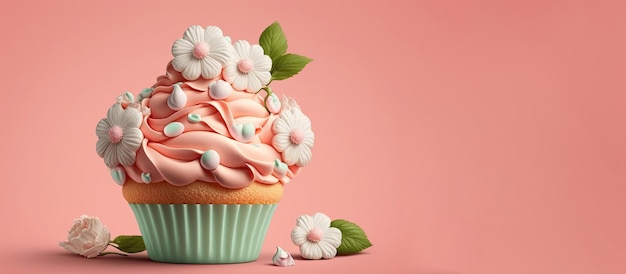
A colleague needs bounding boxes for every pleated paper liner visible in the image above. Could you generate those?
[129,203,277,264]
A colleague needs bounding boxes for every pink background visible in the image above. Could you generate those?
[1,0,625,273]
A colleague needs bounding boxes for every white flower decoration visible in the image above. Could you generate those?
[291,213,342,260]
[171,25,232,80]
[59,215,111,258]
[96,103,144,168]
[224,40,272,92]
[272,98,314,166]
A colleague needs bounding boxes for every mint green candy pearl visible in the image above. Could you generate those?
[164,122,184,137]
[242,123,255,140]
[187,113,201,123]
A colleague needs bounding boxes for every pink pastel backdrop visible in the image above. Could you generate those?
[1,0,625,273]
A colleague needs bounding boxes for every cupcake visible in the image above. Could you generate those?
[95,23,314,264]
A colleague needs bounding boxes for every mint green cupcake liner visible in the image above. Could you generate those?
[128,203,277,264]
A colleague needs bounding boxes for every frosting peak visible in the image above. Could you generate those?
[272,246,295,267]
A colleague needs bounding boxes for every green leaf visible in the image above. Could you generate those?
[271,53,312,81]
[111,235,146,253]
[330,219,373,255]
[259,21,287,62]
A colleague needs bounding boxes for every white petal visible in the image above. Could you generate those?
[249,45,270,69]
[106,103,124,125]
[300,241,322,260]
[272,118,290,134]
[323,227,342,248]
[232,74,249,91]
[295,214,314,231]
[117,142,137,166]
[249,44,264,58]
[201,57,221,79]
[182,59,202,80]
[97,228,111,243]
[279,109,296,129]
[59,241,78,254]
[282,145,300,165]
[208,41,232,65]
[255,70,271,86]
[296,144,312,166]
[172,38,194,56]
[120,107,142,129]
[183,25,204,44]
[311,213,331,229]
[245,72,263,92]
[96,138,110,157]
[233,40,251,59]
[299,112,312,131]
[172,53,193,72]
[123,128,143,148]
[302,130,315,147]
[203,26,224,43]
[104,144,119,168]
[293,110,311,131]
[254,54,272,72]
[318,240,338,259]
[205,26,231,64]
[291,226,308,246]
[96,118,111,138]
[272,134,291,152]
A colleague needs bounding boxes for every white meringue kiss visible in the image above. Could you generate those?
[167,84,187,110]
[209,80,234,100]
[272,246,295,267]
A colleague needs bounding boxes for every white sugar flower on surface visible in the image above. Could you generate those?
[171,25,232,80]
[224,40,272,92]
[291,213,342,259]
[96,103,144,168]
[59,215,111,258]
[272,98,314,166]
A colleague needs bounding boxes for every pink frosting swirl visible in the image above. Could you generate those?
[122,63,299,189]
